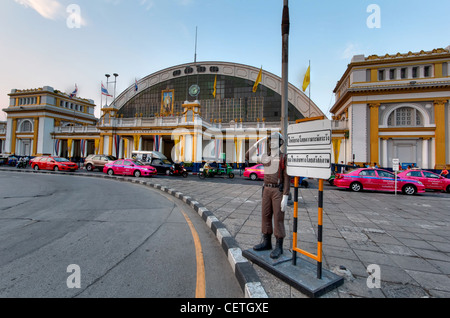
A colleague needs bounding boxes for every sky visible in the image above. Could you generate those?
[1,0,449,121]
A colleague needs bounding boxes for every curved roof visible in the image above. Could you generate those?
[113,61,324,118]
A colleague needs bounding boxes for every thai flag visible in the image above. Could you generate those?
[257,139,265,156]
[153,135,162,152]
[215,139,222,161]
[54,139,61,156]
[70,84,78,99]
[101,83,113,97]
[135,78,139,92]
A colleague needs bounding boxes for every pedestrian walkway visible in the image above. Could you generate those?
[132,175,450,298]
[2,167,450,298]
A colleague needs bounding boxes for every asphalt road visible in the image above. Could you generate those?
[0,171,243,298]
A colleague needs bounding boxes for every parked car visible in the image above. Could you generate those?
[103,159,157,178]
[398,170,450,193]
[84,154,116,172]
[132,151,173,175]
[31,156,78,172]
[244,164,264,181]
[334,168,425,195]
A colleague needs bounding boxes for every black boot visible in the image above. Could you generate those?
[270,238,284,259]
[253,234,272,251]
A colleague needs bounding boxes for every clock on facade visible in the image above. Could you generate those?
[189,84,200,97]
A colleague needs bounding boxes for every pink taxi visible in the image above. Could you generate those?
[397,170,450,193]
[334,168,425,195]
[244,164,264,181]
[103,159,157,178]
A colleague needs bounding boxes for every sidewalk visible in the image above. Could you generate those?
[2,167,450,298]
[132,174,450,298]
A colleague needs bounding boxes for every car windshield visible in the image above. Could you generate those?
[131,160,145,166]
[54,158,69,162]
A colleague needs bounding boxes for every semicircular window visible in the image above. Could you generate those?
[387,107,423,127]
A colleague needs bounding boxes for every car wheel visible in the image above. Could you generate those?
[350,182,362,192]
[33,165,39,171]
[134,170,141,178]
[250,173,258,181]
[228,173,235,179]
[53,166,59,172]
[403,184,417,195]
[446,185,450,193]
[165,169,171,176]
[86,164,93,172]
[107,169,114,176]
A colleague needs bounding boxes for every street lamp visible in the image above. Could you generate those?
[104,73,119,108]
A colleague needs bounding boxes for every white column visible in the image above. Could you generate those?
[382,138,388,168]
[431,138,436,169]
[422,138,429,169]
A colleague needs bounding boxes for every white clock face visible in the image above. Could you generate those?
[189,84,200,97]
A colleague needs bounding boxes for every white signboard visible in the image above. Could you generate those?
[392,158,400,172]
[287,119,332,179]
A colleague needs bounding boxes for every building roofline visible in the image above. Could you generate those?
[111,61,325,118]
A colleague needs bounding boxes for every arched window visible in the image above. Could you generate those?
[20,120,33,132]
[387,107,423,127]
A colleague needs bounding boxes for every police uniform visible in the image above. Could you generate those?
[246,134,290,259]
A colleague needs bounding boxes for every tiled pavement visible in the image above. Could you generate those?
[135,175,450,298]
[2,167,450,298]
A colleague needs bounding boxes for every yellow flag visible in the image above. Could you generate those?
[302,66,310,92]
[253,67,263,93]
[213,75,217,98]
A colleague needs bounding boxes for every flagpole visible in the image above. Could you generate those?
[281,0,290,153]
[308,60,311,118]
[100,82,103,109]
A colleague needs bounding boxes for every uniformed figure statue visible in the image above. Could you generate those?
[246,132,290,259]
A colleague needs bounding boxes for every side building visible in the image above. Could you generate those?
[2,86,98,157]
[330,46,450,169]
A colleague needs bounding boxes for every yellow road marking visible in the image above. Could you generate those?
[163,194,206,298]
[179,207,206,298]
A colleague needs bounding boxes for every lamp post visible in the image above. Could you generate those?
[281,0,290,153]
[105,74,111,108]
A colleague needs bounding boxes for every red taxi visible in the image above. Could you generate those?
[334,168,425,195]
[31,156,78,172]
[103,159,157,178]
[397,170,450,193]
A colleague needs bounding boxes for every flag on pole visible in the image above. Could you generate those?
[253,67,263,93]
[135,78,139,92]
[70,84,78,99]
[302,66,311,92]
[101,83,113,97]
[153,135,162,152]
[213,75,217,98]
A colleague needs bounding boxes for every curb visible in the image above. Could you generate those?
[0,168,268,298]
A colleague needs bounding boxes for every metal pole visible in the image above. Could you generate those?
[281,0,290,152]
[292,176,299,266]
[317,179,324,279]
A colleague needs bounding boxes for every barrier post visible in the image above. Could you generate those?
[292,176,299,266]
[291,177,324,280]
[317,179,324,279]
